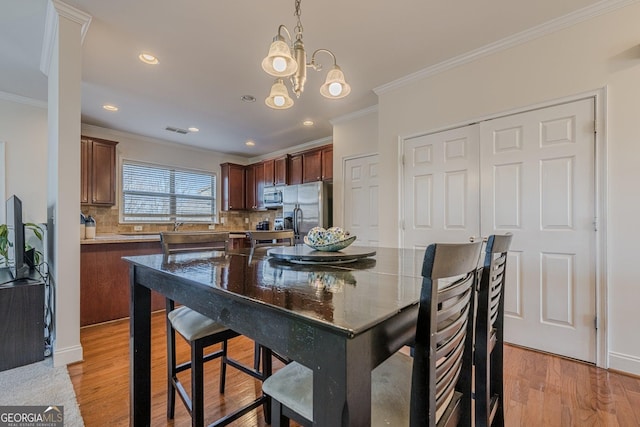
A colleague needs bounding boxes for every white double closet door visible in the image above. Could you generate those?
[401,98,596,363]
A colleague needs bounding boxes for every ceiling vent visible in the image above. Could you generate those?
[165,126,189,134]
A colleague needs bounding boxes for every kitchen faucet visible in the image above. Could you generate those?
[173,222,183,231]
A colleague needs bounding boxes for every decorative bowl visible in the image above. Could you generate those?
[304,235,357,252]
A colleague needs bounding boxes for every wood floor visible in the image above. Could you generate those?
[68,311,640,426]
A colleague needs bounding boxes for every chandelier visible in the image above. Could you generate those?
[262,0,351,109]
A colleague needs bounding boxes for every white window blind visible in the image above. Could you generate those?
[122,161,217,223]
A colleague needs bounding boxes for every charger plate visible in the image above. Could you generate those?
[267,244,376,264]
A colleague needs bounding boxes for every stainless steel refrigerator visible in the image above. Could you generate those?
[282,182,333,244]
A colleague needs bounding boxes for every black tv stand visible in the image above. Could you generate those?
[0,267,45,371]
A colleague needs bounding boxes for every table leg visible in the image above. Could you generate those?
[313,334,372,426]
[129,266,152,426]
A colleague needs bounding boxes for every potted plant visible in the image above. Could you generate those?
[0,222,44,267]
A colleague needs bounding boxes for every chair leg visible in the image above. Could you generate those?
[219,339,228,394]
[166,316,177,419]
[261,345,273,424]
[192,340,205,427]
[253,342,261,371]
[270,399,289,427]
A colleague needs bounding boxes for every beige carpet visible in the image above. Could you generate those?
[0,358,84,426]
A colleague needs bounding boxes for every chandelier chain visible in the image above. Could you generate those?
[294,0,304,38]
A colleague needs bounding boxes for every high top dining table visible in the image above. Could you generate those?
[125,246,426,426]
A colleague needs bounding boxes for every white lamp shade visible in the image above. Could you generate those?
[262,39,298,77]
[265,79,294,109]
[319,65,351,99]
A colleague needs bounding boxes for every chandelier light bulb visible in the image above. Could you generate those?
[274,96,285,107]
[328,82,343,97]
[272,57,287,73]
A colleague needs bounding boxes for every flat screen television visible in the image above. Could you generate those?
[6,195,29,280]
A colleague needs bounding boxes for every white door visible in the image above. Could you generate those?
[344,154,379,246]
[401,98,597,363]
[480,98,596,363]
[402,125,480,250]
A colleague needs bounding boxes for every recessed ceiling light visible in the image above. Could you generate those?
[303,120,314,126]
[188,127,199,132]
[245,140,255,146]
[138,52,159,65]
[241,95,256,103]
[103,104,119,112]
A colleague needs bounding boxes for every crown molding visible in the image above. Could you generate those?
[330,105,378,126]
[0,91,47,109]
[40,0,92,76]
[374,0,639,95]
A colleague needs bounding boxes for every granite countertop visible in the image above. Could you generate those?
[81,233,161,244]
[81,231,252,245]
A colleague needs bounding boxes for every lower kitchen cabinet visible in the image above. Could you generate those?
[80,241,165,326]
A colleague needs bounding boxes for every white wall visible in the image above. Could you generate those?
[331,107,378,227]
[0,96,48,224]
[372,3,640,375]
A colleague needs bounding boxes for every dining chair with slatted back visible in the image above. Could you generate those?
[161,231,271,427]
[475,233,512,427]
[262,241,482,427]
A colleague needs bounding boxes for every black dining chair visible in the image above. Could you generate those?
[161,231,271,427]
[474,233,512,427]
[261,241,482,427]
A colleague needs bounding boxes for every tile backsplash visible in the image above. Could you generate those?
[81,206,280,234]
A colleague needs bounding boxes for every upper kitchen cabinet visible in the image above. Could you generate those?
[301,144,333,183]
[81,136,118,206]
[245,162,265,210]
[321,145,333,181]
[220,162,245,211]
[263,158,275,187]
[288,154,303,185]
[262,156,288,187]
[274,156,288,185]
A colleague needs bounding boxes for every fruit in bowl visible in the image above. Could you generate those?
[304,227,355,251]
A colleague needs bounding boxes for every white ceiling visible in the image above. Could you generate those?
[1,0,605,157]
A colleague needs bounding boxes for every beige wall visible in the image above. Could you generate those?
[372,3,640,374]
[0,97,48,224]
[331,108,378,228]
[81,123,247,221]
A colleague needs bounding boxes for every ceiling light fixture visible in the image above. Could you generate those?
[303,120,314,126]
[188,127,199,132]
[138,52,159,65]
[245,140,256,146]
[103,104,119,112]
[262,0,350,110]
[241,95,257,103]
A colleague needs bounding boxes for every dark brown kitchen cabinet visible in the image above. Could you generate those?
[81,136,118,206]
[321,145,333,181]
[245,162,265,210]
[274,156,288,185]
[263,158,275,187]
[288,154,303,185]
[302,149,323,183]
[220,162,245,210]
[81,241,164,326]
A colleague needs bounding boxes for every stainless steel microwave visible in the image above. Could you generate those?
[263,187,283,209]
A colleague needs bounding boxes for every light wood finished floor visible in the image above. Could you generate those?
[68,311,640,426]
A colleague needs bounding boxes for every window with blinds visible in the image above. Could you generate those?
[122,161,217,223]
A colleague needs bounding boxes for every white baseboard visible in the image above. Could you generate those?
[53,344,83,367]
[608,351,640,376]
